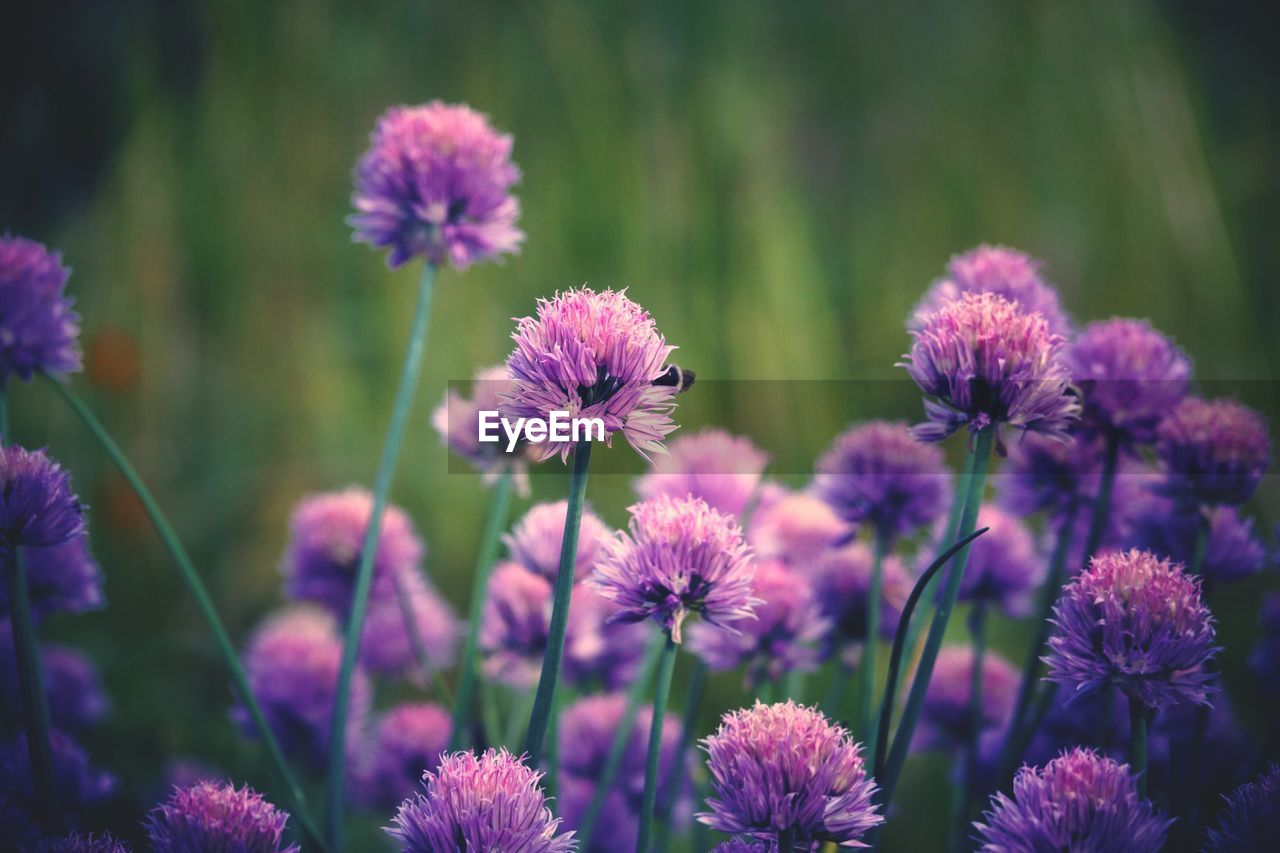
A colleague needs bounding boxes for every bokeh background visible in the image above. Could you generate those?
[4,1,1279,849]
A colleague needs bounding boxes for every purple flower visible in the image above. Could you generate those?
[697,701,883,846]
[349,102,523,269]
[480,562,648,690]
[914,646,1018,753]
[0,627,109,732]
[502,287,678,462]
[746,485,845,572]
[145,780,299,853]
[592,495,757,643]
[0,236,82,385]
[812,420,951,543]
[687,560,829,688]
[558,694,688,851]
[386,748,574,853]
[709,840,774,853]
[357,569,461,679]
[950,505,1042,616]
[0,729,116,817]
[504,500,610,582]
[635,428,770,519]
[432,365,531,494]
[358,702,452,811]
[810,543,911,654]
[900,292,1079,443]
[1125,497,1266,584]
[25,831,130,852]
[909,245,1073,337]
[1046,549,1217,710]
[0,445,85,551]
[1066,318,1192,446]
[1204,764,1280,852]
[1,537,105,619]
[279,488,425,616]
[237,607,371,769]
[973,748,1171,852]
[1156,397,1271,507]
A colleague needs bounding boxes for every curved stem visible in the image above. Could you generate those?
[1129,696,1149,797]
[4,546,58,832]
[578,632,666,847]
[327,261,437,846]
[654,657,707,852]
[856,532,887,740]
[877,427,993,811]
[636,633,678,853]
[45,376,327,851]
[450,467,515,750]
[873,525,991,779]
[523,439,593,764]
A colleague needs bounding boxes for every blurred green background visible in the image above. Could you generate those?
[5,0,1279,848]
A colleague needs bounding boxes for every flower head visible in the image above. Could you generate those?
[1125,497,1266,584]
[592,495,756,643]
[349,102,523,269]
[900,292,1079,442]
[1156,397,1271,507]
[1046,549,1217,710]
[503,500,609,582]
[697,701,882,846]
[0,445,84,551]
[432,365,531,494]
[747,485,845,571]
[950,505,1042,616]
[973,748,1171,852]
[813,420,951,543]
[635,428,769,519]
[280,488,425,615]
[558,694,687,851]
[915,646,1018,752]
[1066,318,1192,445]
[0,536,104,619]
[810,543,912,652]
[359,703,452,811]
[386,748,574,853]
[237,607,370,768]
[0,236,82,385]
[1204,765,1280,852]
[145,780,299,853]
[502,287,678,462]
[709,839,773,853]
[687,561,829,688]
[357,569,461,679]
[910,245,1073,336]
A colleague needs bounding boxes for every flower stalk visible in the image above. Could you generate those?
[856,532,887,740]
[523,439,593,764]
[637,632,679,853]
[1129,697,1149,797]
[327,261,437,845]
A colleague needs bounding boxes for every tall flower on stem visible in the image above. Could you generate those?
[697,701,883,849]
[1156,396,1271,509]
[328,100,524,845]
[0,444,85,830]
[1046,549,1217,793]
[0,236,83,390]
[145,780,300,853]
[880,289,1077,813]
[592,494,756,851]
[503,285,679,767]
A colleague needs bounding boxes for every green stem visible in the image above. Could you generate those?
[857,532,887,740]
[878,427,993,811]
[654,657,707,852]
[1079,433,1119,571]
[578,631,666,848]
[956,602,987,847]
[391,568,454,705]
[45,376,326,851]
[523,439,593,764]
[4,546,58,831]
[874,526,992,779]
[327,261,437,846]
[1129,696,1149,797]
[636,633,678,853]
[777,827,797,852]
[450,467,515,750]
